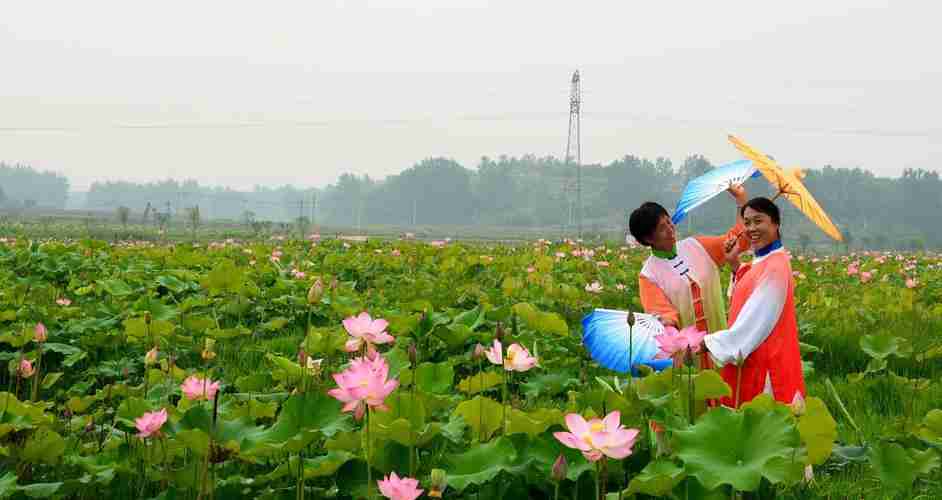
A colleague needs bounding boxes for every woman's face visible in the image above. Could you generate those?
[647,215,677,251]
[742,207,779,251]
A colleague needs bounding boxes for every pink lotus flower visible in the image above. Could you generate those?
[343,312,395,353]
[860,271,873,283]
[585,281,603,294]
[655,325,707,359]
[377,472,423,500]
[484,339,538,372]
[18,359,35,378]
[906,278,918,288]
[328,354,399,420]
[181,376,220,401]
[526,266,536,273]
[846,264,859,276]
[554,411,640,462]
[56,298,72,306]
[135,408,167,438]
[34,323,47,343]
[391,249,401,257]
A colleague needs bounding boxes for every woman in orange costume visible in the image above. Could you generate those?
[703,197,806,407]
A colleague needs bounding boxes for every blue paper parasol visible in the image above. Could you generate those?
[581,309,673,375]
[671,159,760,225]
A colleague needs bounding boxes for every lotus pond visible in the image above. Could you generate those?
[1,236,940,499]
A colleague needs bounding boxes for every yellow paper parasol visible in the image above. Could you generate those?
[728,134,843,241]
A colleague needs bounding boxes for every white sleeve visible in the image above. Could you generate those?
[703,262,788,366]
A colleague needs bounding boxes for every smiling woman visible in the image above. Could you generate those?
[705,196,805,408]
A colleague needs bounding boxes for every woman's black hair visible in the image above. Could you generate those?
[629,202,669,246]
[740,197,782,237]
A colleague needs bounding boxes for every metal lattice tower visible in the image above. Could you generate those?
[564,70,582,239]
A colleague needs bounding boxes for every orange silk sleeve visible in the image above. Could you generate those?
[639,275,679,326]
[696,221,750,267]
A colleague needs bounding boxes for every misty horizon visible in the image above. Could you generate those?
[2,2,940,192]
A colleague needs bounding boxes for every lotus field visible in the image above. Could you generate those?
[1,236,941,499]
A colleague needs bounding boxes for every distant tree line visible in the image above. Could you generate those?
[3,154,940,248]
[0,162,70,209]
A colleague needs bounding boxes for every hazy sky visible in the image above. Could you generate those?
[1,1,939,191]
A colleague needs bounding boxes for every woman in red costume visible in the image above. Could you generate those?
[703,197,806,408]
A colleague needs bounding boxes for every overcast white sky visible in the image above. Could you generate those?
[1,1,939,191]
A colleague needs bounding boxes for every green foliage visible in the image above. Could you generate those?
[674,404,802,492]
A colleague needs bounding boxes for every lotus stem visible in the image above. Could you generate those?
[595,460,601,500]
[687,354,695,426]
[502,368,509,436]
[31,345,42,402]
[734,363,743,409]
[366,405,373,500]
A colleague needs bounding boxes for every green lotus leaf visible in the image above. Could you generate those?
[400,361,454,394]
[0,472,15,499]
[303,327,347,356]
[521,372,577,399]
[234,373,273,393]
[506,408,563,437]
[637,368,677,407]
[200,259,244,295]
[303,450,356,479]
[260,317,289,331]
[797,397,837,465]
[674,405,801,492]
[447,437,518,491]
[918,409,942,445]
[453,305,486,330]
[860,334,911,360]
[457,371,503,395]
[454,396,504,442]
[156,275,188,294]
[693,369,732,401]
[908,447,941,476]
[0,328,32,348]
[18,482,63,499]
[325,430,361,453]
[869,441,916,493]
[434,324,475,350]
[512,302,568,336]
[98,278,133,296]
[21,429,66,465]
[372,418,442,447]
[176,429,210,456]
[625,459,686,497]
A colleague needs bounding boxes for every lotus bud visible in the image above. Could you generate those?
[472,343,486,360]
[408,343,418,367]
[307,279,324,304]
[122,366,130,378]
[495,322,504,342]
[145,347,158,366]
[34,322,48,343]
[429,469,447,498]
[551,453,568,482]
[143,312,152,325]
[306,357,323,376]
[297,348,308,366]
[18,358,35,378]
[202,338,217,361]
[790,392,806,417]
[85,418,94,433]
